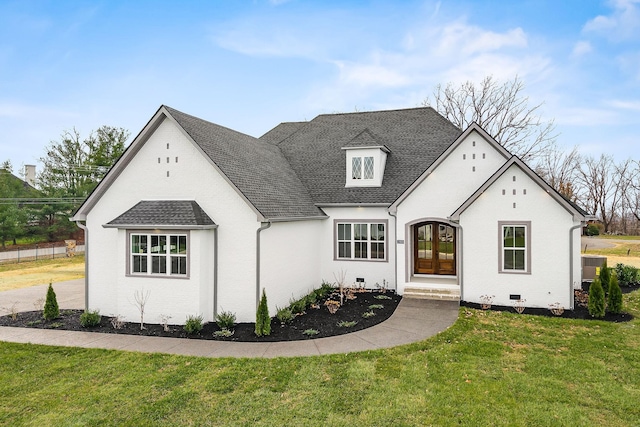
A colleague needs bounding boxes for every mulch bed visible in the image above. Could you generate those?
[0,290,402,343]
[461,286,638,322]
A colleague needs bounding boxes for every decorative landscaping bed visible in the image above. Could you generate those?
[0,288,402,342]
[460,287,637,322]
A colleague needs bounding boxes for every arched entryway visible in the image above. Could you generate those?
[413,221,456,275]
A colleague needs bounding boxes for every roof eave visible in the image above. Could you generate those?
[103,224,218,230]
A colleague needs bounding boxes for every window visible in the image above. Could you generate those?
[351,156,374,180]
[336,221,386,261]
[500,222,530,273]
[130,232,188,276]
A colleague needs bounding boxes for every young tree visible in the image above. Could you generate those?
[255,288,271,337]
[43,282,60,321]
[607,273,623,315]
[424,75,557,164]
[588,277,605,318]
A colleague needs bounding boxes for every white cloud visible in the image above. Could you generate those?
[606,99,640,111]
[583,0,640,41]
[571,41,592,57]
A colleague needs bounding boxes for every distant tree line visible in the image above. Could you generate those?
[0,126,129,247]
[426,76,640,235]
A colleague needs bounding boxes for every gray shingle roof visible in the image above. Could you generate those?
[164,107,325,220]
[106,200,216,227]
[274,108,462,204]
[259,122,306,145]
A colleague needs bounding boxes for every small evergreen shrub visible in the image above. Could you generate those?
[289,297,307,315]
[362,310,376,318]
[79,309,101,327]
[586,224,600,236]
[588,277,606,318]
[43,282,59,321]
[215,311,236,330]
[302,329,319,336]
[276,307,293,324]
[368,304,384,310]
[255,289,271,337]
[599,260,611,296]
[337,320,358,328]
[214,328,234,337]
[607,273,623,314]
[184,314,204,335]
[615,263,638,287]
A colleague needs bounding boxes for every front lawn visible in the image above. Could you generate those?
[1,291,639,425]
[0,255,85,291]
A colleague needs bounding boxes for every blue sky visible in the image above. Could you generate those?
[1,0,639,174]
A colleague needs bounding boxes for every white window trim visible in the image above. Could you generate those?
[334,219,388,262]
[127,230,190,278]
[498,221,531,274]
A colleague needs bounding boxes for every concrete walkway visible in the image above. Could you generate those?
[0,279,460,358]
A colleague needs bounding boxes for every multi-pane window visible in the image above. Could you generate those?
[130,232,188,276]
[336,222,385,260]
[351,156,374,180]
[502,224,527,272]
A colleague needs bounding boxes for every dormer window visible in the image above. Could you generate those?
[352,156,374,180]
[342,128,389,188]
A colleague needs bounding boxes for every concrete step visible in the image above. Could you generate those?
[404,285,460,301]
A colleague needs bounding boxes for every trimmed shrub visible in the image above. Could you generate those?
[586,224,600,236]
[255,288,271,337]
[215,311,236,330]
[43,282,59,321]
[599,260,611,296]
[615,263,638,287]
[276,307,293,324]
[588,277,605,318]
[184,314,204,335]
[607,273,623,314]
[80,309,101,327]
[289,297,307,315]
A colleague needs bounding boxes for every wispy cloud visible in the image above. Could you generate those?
[583,0,640,41]
[571,41,592,57]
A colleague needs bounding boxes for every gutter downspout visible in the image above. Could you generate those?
[75,221,89,312]
[388,210,398,292]
[569,222,584,311]
[256,221,271,308]
[213,228,218,320]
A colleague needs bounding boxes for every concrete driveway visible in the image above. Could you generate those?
[0,279,84,315]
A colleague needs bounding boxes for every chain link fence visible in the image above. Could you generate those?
[0,241,85,264]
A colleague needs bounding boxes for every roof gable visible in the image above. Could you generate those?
[74,106,326,222]
[390,123,511,211]
[450,156,589,221]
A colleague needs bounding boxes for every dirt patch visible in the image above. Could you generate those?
[0,290,401,342]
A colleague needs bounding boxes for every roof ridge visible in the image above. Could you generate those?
[314,106,437,119]
[164,105,262,143]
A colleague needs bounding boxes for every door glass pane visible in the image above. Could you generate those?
[418,224,432,259]
[439,225,454,260]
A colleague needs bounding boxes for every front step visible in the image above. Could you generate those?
[403,285,460,301]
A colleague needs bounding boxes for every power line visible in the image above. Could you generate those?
[0,198,85,205]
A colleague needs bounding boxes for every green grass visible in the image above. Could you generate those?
[1,292,639,425]
[592,235,640,240]
[584,242,640,257]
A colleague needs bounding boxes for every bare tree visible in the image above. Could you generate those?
[424,76,557,164]
[132,289,150,330]
[574,155,633,233]
[536,145,580,201]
